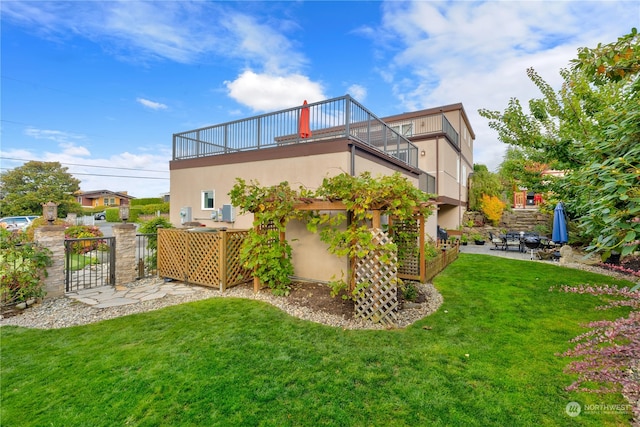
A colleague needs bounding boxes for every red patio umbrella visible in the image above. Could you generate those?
[299,100,312,138]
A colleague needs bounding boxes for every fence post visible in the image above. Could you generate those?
[113,224,137,287]
[219,229,227,291]
[419,214,426,283]
[34,225,65,299]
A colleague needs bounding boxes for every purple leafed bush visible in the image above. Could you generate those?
[554,284,640,423]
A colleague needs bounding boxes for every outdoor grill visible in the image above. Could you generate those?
[524,236,541,260]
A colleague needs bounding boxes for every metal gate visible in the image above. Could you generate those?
[136,233,157,279]
[64,237,115,292]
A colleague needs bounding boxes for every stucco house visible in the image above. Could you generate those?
[75,190,135,208]
[169,95,474,282]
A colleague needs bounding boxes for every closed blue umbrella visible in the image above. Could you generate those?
[552,202,568,244]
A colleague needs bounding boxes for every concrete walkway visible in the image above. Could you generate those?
[66,281,196,309]
[458,242,550,261]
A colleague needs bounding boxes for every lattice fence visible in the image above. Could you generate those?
[390,218,421,279]
[424,245,459,282]
[158,228,252,289]
[353,228,399,325]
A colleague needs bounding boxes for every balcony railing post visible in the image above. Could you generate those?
[345,95,351,136]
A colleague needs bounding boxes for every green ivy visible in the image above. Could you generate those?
[230,179,305,295]
[229,173,435,298]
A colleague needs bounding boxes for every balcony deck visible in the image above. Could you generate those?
[172,95,420,168]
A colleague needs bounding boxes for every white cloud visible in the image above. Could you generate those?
[24,127,86,144]
[225,70,325,112]
[0,147,170,198]
[137,98,168,110]
[347,84,367,103]
[220,12,307,75]
[1,1,306,70]
[379,0,639,171]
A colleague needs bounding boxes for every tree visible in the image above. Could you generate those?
[498,146,549,195]
[0,161,82,218]
[468,164,503,211]
[479,29,640,257]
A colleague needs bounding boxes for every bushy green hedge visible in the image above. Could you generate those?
[136,203,170,215]
[103,205,168,223]
[132,198,163,206]
[104,207,143,222]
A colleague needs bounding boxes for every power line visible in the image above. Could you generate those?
[0,168,169,180]
[71,172,169,180]
[0,157,168,173]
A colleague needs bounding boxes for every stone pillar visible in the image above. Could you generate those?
[34,225,66,299]
[113,223,137,287]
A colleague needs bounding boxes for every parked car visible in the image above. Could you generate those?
[0,216,39,231]
[94,211,106,220]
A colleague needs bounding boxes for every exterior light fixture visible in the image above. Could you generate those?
[420,150,426,157]
[42,201,58,225]
[119,205,130,223]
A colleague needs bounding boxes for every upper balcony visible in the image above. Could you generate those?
[173,95,419,169]
[386,113,459,149]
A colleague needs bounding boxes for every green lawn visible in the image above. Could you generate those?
[65,253,99,271]
[1,254,636,426]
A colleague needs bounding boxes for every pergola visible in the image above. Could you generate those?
[252,199,432,291]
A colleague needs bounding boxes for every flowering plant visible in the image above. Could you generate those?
[553,284,640,423]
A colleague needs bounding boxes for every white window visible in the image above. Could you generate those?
[391,123,413,137]
[462,165,467,187]
[202,190,215,210]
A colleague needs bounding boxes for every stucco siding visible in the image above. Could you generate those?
[170,151,351,229]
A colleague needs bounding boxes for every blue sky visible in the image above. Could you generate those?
[1,1,638,198]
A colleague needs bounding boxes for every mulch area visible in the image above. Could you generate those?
[599,254,640,280]
[286,282,355,318]
[285,281,426,320]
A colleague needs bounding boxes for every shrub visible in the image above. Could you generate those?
[424,241,439,261]
[401,281,418,302]
[554,284,640,423]
[131,198,163,206]
[481,194,506,226]
[138,217,174,269]
[137,203,170,215]
[24,217,68,242]
[0,228,51,306]
[65,225,104,254]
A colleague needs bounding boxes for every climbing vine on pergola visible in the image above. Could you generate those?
[229,172,435,296]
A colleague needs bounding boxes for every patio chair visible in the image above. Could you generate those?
[489,232,505,250]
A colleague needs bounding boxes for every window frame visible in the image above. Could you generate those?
[201,190,215,210]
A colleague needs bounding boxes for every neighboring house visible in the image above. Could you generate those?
[75,190,135,208]
[169,95,474,282]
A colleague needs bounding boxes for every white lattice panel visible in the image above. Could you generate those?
[353,228,399,325]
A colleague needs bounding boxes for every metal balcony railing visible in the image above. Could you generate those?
[387,114,459,148]
[172,95,419,168]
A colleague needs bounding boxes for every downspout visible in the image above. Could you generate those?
[351,145,355,176]
[458,112,463,226]
[435,136,439,195]
[346,96,355,176]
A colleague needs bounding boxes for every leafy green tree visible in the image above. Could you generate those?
[0,161,82,218]
[468,164,503,211]
[479,29,640,257]
[498,147,549,195]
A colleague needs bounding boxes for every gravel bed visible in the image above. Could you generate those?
[1,260,635,331]
[0,278,443,331]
